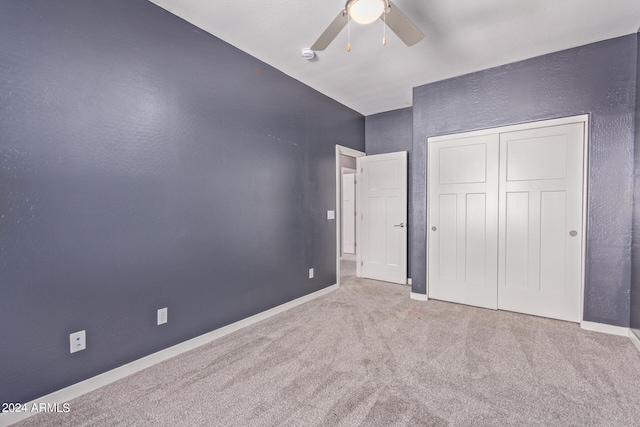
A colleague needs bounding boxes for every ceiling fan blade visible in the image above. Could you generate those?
[384,1,424,46]
[310,11,348,51]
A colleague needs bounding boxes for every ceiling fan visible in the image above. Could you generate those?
[310,0,424,51]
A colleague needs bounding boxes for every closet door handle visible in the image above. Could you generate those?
[431,226,437,231]
[569,230,578,237]
[394,223,405,228]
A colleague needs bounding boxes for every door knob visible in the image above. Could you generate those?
[394,223,405,228]
[569,230,578,237]
[431,226,437,231]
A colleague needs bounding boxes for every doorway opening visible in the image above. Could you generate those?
[336,145,365,286]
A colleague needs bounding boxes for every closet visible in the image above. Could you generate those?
[427,116,586,322]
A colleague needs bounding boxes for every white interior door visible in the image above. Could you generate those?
[428,135,500,309]
[342,173,356,254]
[497,123,584,322]
[357,152,407,284]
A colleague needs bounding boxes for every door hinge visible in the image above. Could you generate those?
[361,261,363,266]
[361,167,363,173]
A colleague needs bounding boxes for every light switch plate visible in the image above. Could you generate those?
[157,307,168,325]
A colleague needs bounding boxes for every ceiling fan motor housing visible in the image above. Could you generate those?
[310,0,422,51]
[346,0,389,25]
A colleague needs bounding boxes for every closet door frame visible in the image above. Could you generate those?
[425,114,589,322]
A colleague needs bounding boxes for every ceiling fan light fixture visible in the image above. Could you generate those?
[347,0,385,25]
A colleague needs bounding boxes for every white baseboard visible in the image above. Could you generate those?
[410,291,428,302]
[629,329,640,353]
[580,321,629,337]
[0,284,338,427]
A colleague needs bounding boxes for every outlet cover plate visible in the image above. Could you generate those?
[70,330,86,354]
[309,268,314,279]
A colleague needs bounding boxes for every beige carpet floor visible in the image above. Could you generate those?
[17,258,640,426]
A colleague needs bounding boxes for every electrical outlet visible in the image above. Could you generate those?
[327,210,335,220]
[309,268,314,279]
[157,307,168,325]
[70,330,86,354]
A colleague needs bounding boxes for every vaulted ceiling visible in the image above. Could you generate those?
[148,0,640,116]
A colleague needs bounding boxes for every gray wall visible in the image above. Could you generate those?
[411,35,637,327]
[365,108,413,156]
[632,34,640,337]
[365,107,413,273]
[0,0,364,404]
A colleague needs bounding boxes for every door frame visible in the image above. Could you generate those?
[336,145,366,287]
[341,168,357,256]
[425,114,589,321]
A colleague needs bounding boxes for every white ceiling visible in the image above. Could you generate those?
[148,0,640,116]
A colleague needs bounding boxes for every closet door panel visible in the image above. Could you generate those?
[497,123,584,322]
[428,135,499,309]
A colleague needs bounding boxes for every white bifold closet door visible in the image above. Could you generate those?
[428,121,584,322]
